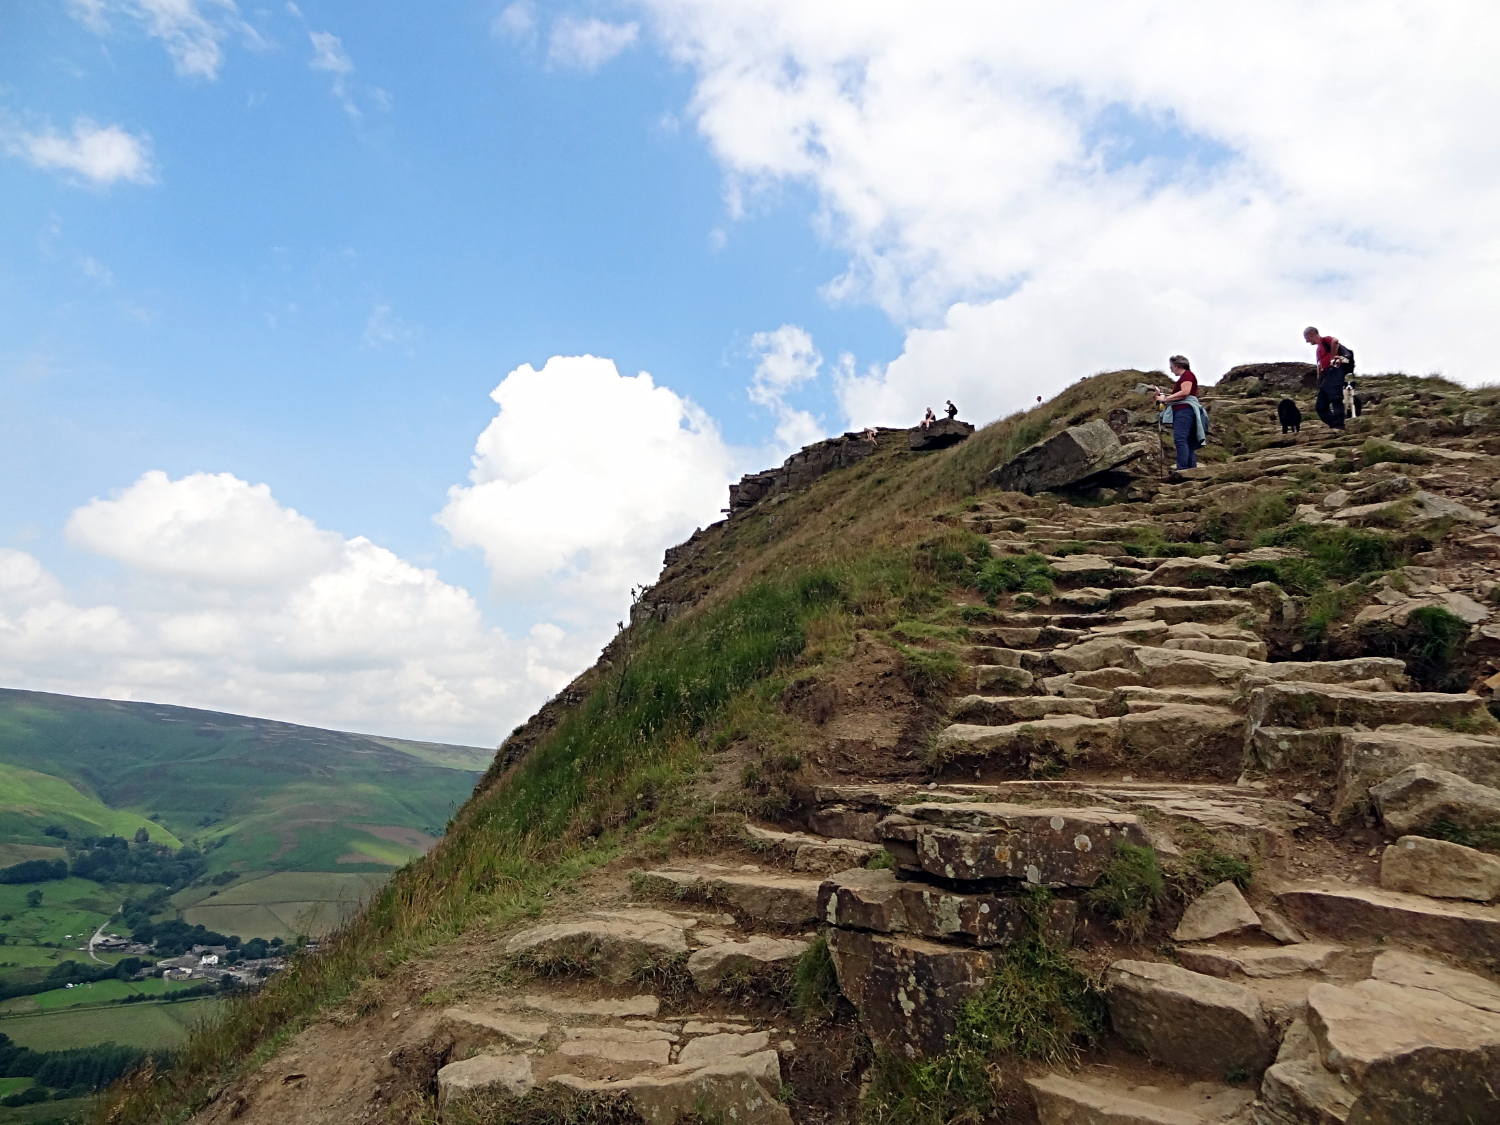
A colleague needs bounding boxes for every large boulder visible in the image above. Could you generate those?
[818,867,1076,947]
[1332,725,1500,822]
[1103,960,1276,1078]
[1369,763,1500,836]
[504,909,692,982]
[989,419,1152,494]
[1381,835,1500,902]
[908,418,975,451]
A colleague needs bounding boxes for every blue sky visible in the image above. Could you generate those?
[2,2,1494,744]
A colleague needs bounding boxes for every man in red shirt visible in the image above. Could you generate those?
[1304,326,1348,429]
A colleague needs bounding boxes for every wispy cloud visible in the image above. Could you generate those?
[363,301,416,350]
[308,29,358,117]
[547,17,638,70]
[67,0,261,80]
[7,120,156,186]
[80,256,115,284]
[492,1,536,41]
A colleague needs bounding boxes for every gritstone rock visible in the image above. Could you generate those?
[686,936,809,992]
[1103,959,1275,1078]
[989,419,1151,494]
[908,418,974,451]
[1381,835,1500,902]
[1172,881,1261,943]
[1369,763,1500,836]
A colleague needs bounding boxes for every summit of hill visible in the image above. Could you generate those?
[98,364,1500,1125]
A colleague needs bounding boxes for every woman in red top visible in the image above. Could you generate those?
[1156,355,1201,470]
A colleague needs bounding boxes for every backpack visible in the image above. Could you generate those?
[1337,343,1356,375]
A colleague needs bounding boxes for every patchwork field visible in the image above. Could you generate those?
[0,977,199,1014]
[0,998,218,1050]
[0,878,132,948]
[178,871,387,940]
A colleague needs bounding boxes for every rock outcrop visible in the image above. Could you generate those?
[909,418,975,451]
[989,419,1153,494]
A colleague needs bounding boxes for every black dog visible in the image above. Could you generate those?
[1278,398,1302,434]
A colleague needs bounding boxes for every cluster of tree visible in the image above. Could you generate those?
[0,958,149,1003]
[68,836,207,890]
[0,859,69,884]
[0,1032,154,1097]
[129,918,239,957]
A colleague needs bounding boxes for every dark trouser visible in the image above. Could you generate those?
[1172,408,1197,469]
[1315,374,1346,429]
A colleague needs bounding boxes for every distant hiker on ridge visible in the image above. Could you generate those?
[1155,355,1209,471]
[921,407,936,430]
[1305,325,1352,430]
[945,399,958,420]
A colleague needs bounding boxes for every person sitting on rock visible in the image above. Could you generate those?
[1305,326,1349,430]
[1155,355,1208,470]
[944,399,958,420]
[921,407,936,429]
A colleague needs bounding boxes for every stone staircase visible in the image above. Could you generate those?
[429,380,1500,1125]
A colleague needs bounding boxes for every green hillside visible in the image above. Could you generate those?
[0,689,490,874]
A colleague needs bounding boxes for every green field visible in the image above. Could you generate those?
[0,1095,93,1125]
[178,871,385,939]
[0,998,217,1050]
[2,977,200,1014]
[0,878,132,949]
[0,845,66,870]
[0,688,485,873]
[0,1080,31,1097]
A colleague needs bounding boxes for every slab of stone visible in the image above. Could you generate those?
[505,910,691,983]
[909,417,974,451]
[950,695,1098,725]
[1119,704,1245,771]
[1129,646,1262,688]
[1370,763,1500,836]
[933,714,1123,764]
[1247,681,1490,733]
[508,993,659,1018]
[1370,949,1500,1014]
[437,1053,535,1110]
[551,1050,791,1125]
[1173,881,1261,943]
[1258,1054,1357,1125]
[989,419,1151,494]
[807,804,881,843]
[687,936,809,992]
[1306,977,1500,1122]
[1256,909,1305,946]
[886,802,1148,886]
[1161,636,1268,660]
[1331,724,1500,822]
[1051,636,1134,673]
[1175,943,1346,980]
[973,664,1035,692]
[1104,959,1275,1078]
[438,1008,549,1056]
[1276,883,1500,963]
[1147,557,1235,587]
[677,1030,771,1067]
[1026,1072,1253,1125]
[1381,834,1500,902]
[818,867,1076,947]
[558,1026,675,1065]
[1118,598,1257,626]
[1247,725,1350,774]
[707,871,823,926]
[828,928,997,1058]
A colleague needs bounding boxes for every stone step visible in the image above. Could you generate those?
[1331,724,1500,823]
[970,663,1035,692]
[1276,883,1500,962]
[1115,597,1260,625]
[1115,685,1240,710]
[1380,834,1500,903]
[1370,763,1500,837]
[1027,1071,1254,1125]
[985,611,1112,629]
[1175,943,1367,982]
[936,702,1245,774]
[1103,959,1278,1079]
[949,694,1098,725]
[1163,636,1268,660]
[504,908,699,982]
[636,867,823,927]
[877,801,1148,886]
[742,824,883,874]
[818,867,1077,947]
[970,624,1085,648]
[1246,680,1491,733]
[815,779,1302,833]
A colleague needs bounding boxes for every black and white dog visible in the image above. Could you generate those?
[1277,398,1302,434]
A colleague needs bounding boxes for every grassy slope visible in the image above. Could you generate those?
[95,369,1175,1122]
[0,999,216,1051]
[0,690,486,873]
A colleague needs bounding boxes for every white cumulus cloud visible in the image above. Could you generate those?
[747,325,830,456]
[646,0,1500,425]
[438,355,735,617]
[548,17,639,70]
[3,475,591,745]
[9,120,155,186]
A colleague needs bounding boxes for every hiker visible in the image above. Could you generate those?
[862,426,878,444]
[1155,355,1209,470]
[945,399,958,420]
[921,407,936,429]
[1305,326,1350,430]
